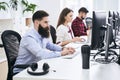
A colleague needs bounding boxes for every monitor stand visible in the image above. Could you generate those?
[93,49,118,64]
[95,58,111,64]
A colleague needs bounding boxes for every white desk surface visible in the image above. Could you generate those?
[13,43,120,80]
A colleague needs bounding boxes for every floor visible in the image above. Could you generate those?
[0,47,7,80]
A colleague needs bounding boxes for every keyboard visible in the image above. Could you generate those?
[64,42,80,49]
[61,49,80,59]
[74,41,87,44]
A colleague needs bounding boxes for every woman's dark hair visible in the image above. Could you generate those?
[32,10,49,22]
[57,8,73,28]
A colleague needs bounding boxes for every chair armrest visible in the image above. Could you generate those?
[12,64,30,76]
[0,44,3,47]
[13,64,30,69]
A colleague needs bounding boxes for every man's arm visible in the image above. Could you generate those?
[46,41,62,51]
[23,37,61,59]
[79,26,87,36]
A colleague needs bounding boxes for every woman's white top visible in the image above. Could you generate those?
[56,24,74,43]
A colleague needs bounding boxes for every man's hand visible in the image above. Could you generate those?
[61,47,75,56]
[87,30,90,36]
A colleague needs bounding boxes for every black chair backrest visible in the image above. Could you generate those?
[1,30,21,80]
[50,25,56,43]
[85,17,92,28]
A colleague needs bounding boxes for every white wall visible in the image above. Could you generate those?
[1,0,120,34]
[0,0,62,36]
[35,0,62,27]
[61,0,93,17]
[118,0,120,12]
[93,0,119,11]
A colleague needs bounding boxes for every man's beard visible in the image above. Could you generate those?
[81,16,85,20]
[38,24,50,38]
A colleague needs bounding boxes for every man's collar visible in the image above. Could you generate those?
[76,17,82,21]
[32,27,42,39]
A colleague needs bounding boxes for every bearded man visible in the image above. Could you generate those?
[13,10,75,74]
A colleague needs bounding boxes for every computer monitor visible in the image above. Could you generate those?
[108,11,113,18]
[113,12,119,29]
[117,12,120,27]
[108,11,113,24]
[113,12,116,29]
[102,23,118,63]
[115,12,119,36]
[112,12,120,45]
[108,14,114,45]
[104,24,113,60]
[117,12,119,18]
[91,11,106,50]
[108,11,117,46]
[117,12,120,32]
[93,13,118,64]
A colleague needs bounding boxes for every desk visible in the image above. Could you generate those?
[13,43,120,80]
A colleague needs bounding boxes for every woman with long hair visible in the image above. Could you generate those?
[56,8,82,46]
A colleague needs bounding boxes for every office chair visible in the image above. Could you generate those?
[1,30,28,80]
[50,25,57,43]
[85,17,92,28]
[0,44,3,47]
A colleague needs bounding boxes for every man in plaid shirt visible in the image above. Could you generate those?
[72,7,89,37]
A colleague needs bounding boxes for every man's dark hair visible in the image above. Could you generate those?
[78,7,89,13]
[32,10,49,22]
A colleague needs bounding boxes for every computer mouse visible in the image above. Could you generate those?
[81,38,86,42]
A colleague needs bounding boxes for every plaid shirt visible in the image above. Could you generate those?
[72,17,87,37]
